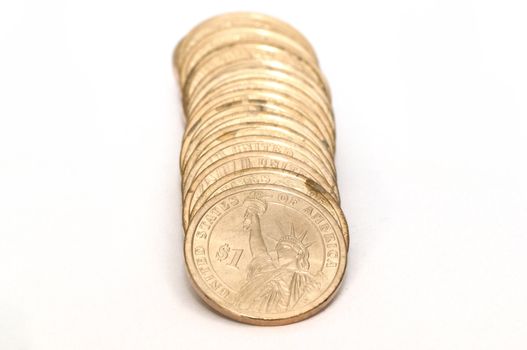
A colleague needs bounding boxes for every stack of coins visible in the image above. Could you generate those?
[173,13,348,326]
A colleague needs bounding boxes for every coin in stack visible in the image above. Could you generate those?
[186,76,335,140]
[182,135,337,193]
[181,101,334,171]
[183,92,335,152]
[177,23,319,86]
[180,122,337,186]
[184,185,347,325]
[187,68,333,120]
[184,48,330,100]
[180,103,335,171]
[181,43,331,103]
[181,118,336,176]
[174,12,317,70]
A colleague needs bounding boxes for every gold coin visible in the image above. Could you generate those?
[186,60,331,113]
[181,43,329,101]
[185,78,334,145]
[182,148,338,199]
[182,151,340,230]
[186,71,334,133]
[180,112,334,179]
[180,122,336,182]
[178,27,318,85]
[182,43,329,102]
[186,90,334,148]
[186,65,329,111]
[181,135,337,196]
[178,25,316,74]
[187,65,330,106]
[189,167,349,249]
[175,12,316,69]
[175,13,315,72]
[182,119,334,180]
[186,88,332,137]
[184,89,335,149]
[181,123,335,178]
[184,184,347,325]
[180,106,335,171]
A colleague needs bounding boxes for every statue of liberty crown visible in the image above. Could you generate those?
[277,224,314,253]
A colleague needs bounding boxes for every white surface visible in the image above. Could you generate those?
[1,0,526,349]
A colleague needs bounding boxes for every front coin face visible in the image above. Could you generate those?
[185,185,347,325]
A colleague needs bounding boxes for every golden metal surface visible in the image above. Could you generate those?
[184,186,347,326]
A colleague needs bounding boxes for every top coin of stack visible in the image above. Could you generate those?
[173,12,348,326]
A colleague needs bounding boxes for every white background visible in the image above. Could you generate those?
[1,0,526,349]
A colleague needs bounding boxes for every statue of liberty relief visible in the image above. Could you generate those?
[235,193,321,313]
